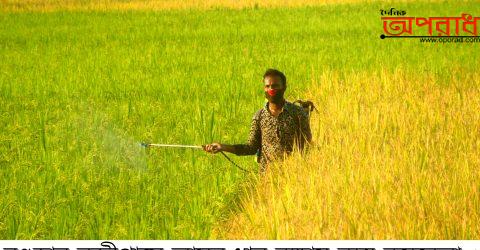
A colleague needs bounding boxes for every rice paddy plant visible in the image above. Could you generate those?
[1,0,479,239]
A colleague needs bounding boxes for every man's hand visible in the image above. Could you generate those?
[203,143,223,154]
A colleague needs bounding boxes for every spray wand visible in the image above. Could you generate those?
[140,142,250,173]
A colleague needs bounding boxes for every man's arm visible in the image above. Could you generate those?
[203,111,261,155]
[231,113,261,155]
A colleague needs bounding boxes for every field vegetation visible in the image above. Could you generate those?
[0,0,478,239]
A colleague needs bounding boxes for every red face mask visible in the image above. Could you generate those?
[267,89,278,97]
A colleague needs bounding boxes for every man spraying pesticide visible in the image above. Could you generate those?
[204,69,313,173]
[142,69,314,173]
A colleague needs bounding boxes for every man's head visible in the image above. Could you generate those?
[263,69,287,104]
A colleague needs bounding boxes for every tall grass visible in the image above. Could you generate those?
[215,69,480,239]
[1,0,422,12]
[1,0,479,239]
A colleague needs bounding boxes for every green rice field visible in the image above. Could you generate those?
[0,0,479,239]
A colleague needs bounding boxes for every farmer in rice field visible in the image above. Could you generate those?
[203,69,312,172]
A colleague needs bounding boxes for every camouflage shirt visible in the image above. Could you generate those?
[233,101,312,172]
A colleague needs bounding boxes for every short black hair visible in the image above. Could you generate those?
[263,69,287,87]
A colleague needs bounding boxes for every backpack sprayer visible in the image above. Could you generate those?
[139,142,250,172]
